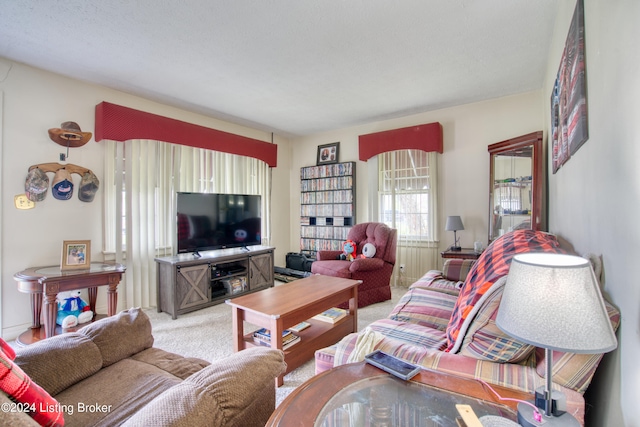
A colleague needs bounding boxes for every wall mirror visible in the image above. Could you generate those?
[488,131,544,242]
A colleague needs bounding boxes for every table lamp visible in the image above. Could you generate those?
[496,253,617,427]
[445,216,464,250]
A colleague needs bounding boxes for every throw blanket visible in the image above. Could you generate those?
[445,230,566,353]
[334,327,385,366]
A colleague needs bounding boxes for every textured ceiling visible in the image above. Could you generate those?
[0,1,557,137]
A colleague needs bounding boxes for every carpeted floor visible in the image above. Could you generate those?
[145,283,405,406]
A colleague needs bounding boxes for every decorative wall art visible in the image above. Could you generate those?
[316,142,340,166]
[61,240,91,271]
[551,0,588,174]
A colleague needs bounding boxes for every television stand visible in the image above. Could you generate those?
[155,245,274,319]
[192,250,202,258]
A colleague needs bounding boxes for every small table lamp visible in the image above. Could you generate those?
[496,253,617,427]
[445,216,464,251]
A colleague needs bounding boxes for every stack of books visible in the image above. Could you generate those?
[312,307,347,324]
[252,328,300,350]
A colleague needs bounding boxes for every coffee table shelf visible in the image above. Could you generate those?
[244,316,356,372]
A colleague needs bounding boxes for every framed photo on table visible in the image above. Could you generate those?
[61,240,91,271]
[316,142,340,166]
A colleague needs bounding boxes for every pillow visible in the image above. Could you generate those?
[442,259,476,282]
[445,230,566,353]
[14,333,101,396]
[0,338,64,427]
[458,277,535,362]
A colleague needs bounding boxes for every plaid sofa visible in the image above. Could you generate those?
[315,230,621,426]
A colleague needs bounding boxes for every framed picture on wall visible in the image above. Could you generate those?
[550,0,588,173]
[61,240,91,271]
[316,142,340,166]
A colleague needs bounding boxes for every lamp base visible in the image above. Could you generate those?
[449,246,462,251]
[517,402,581,427]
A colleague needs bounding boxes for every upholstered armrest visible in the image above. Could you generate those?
[442,259,476,282]
[316,250,343,261]
[349,257,385,272]
[122,347,287,427]
[0,393,40,426]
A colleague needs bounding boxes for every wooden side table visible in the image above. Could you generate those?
[14,262,126,346]
[441,248,481,260]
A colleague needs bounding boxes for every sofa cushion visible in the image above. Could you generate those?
[388,287,457,331]
[458,277,535,363]
[79,307,154,367]
[55,357,183,427]
[130,348,209,380]
[15,333,102,396]
[446,230,566,353]
[122,347,286,427]
[1,338,64,427]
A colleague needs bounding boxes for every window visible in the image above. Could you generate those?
[378,149,437,241]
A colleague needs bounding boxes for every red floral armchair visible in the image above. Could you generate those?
[311,222,397,308]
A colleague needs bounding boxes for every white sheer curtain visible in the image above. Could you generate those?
[104,139,271,310]
[377,150,439,286]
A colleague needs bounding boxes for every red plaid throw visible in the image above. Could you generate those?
[445,230,566,352]
[0,338,64,426]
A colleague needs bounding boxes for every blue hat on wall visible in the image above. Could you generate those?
[51,168,73,200]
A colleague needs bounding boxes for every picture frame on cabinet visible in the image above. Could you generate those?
[316,142,340,166]
[61,240,91,271]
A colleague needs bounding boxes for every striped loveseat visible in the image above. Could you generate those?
[314,230,620,426]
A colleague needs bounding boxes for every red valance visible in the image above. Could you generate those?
[358,122,443,161]
[95,102,277,167]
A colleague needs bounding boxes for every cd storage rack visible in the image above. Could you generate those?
[300,162,356,255]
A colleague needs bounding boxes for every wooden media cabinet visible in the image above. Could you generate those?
[155,245,274,319]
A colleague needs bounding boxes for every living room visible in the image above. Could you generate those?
[0,1,637,426]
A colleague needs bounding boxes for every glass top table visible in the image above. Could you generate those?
[267,361,525,427]
[315,375,516,426]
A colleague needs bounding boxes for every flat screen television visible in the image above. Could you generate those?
[176,192,261,254]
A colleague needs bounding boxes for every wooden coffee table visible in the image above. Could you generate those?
[226,275,360,386]
[268,362,529,426]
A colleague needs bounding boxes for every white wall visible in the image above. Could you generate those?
[288,92,544,265]
[544,1,639,425]
[0,59,291,339]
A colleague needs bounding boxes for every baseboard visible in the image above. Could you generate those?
[2,323,32,342]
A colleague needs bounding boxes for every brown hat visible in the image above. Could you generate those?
[78,171,100,202]
[48,122,92,148]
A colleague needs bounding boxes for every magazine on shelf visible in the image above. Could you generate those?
[289,321,311,333]
[252,328,292,342]
[253,330,301,350]
[312,307,347,324]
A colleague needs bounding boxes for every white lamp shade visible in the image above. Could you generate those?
[496,253,617,354]
[445,216,464,231]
